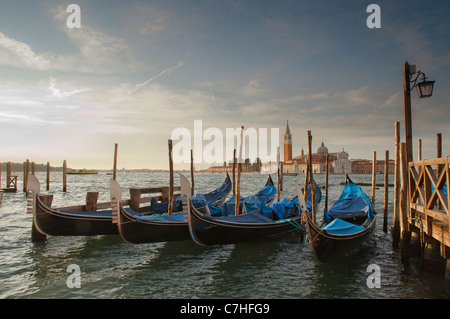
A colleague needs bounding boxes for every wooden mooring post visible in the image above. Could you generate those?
[6,162,17,191]
[190,149,195,196]
[23,159,29,192]
[277,146,281,202]
[235,126,244,216]
[232,149,236,196]
[383,150,389,233]
[392,121,401,248]
[307,130,316,223]
[325,154,329,213]
[399,142,411,268]
[372,151,376,205]
[46,162,50,191]
[168,139,174,215]
[113,143,118,181]
[63,160,67,192]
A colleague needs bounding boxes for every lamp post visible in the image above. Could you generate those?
[403,61,435,163]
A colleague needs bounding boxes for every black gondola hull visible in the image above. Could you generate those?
[305,212,376,263]
[116,207,190,244]
[188,201,303,245]
[34,197,118,236]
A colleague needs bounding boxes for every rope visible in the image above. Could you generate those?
[279,218,305,231]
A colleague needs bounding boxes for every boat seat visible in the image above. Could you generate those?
[331,210,367,220]
[362,218,373,228]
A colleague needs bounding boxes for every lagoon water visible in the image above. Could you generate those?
[0,172,448,299]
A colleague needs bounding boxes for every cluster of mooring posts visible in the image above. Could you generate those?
[1,159,68,193]
[0,161,19,193]
[2,145,120,193]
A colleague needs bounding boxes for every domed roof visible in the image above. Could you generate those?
[317,141,328,154]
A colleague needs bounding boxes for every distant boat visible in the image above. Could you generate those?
[67,169,98,175]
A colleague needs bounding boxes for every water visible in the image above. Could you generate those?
[0,172,448,299]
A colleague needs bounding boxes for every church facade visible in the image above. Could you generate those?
[282,121,352,174]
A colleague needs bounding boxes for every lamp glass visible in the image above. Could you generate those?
[416,80,435,98]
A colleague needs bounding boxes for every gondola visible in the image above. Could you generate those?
[27,174,117,237]
[305,175,376,263]
[109,174,276,244]
[187,178,321,246]
[27,172,231,237]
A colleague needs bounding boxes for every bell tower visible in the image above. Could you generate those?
[283,120,292,163]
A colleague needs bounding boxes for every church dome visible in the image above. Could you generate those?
[338,148,348,158]
[317,141,328,154]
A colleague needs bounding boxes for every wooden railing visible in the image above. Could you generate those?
[128,186,180,212]
[409,157,449,248]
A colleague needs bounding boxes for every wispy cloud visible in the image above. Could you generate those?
[204,75,217,107]
[128,53,189,94]
[46,77,90,100]
[0,111,67,126]
[0,78,90,127]
[0,31,50,69]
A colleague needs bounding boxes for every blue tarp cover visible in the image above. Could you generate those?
[265,182,320,219]
[202,178,232,203]
[269,197,311,219]
[149,175,231,214]
[211,185,277,217]
[324,183,375,223]
[254,185,277,202]
[151,193,207,214]
[322,218,366,235]
[150,197,182,214]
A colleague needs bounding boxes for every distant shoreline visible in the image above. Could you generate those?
[1,162,391,175]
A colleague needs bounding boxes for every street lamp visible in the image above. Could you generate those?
[411,70,435,98]
[403,61,436,163]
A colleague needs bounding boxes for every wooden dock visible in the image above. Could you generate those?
[408,157,449,256]
[393,144,450,289]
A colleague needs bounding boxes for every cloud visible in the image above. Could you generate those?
[49,26,137,74]
[17,4,139,74]
[0,32,50,69]
[47,77,90,100]
[243,79,264,96]
[0,78,91,127]
[128,53,189,94]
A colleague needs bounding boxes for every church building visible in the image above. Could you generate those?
[281,121,352,174]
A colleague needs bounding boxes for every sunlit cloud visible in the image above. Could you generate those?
[0,31,50,69]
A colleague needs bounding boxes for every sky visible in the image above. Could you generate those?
[0,0,449,170]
